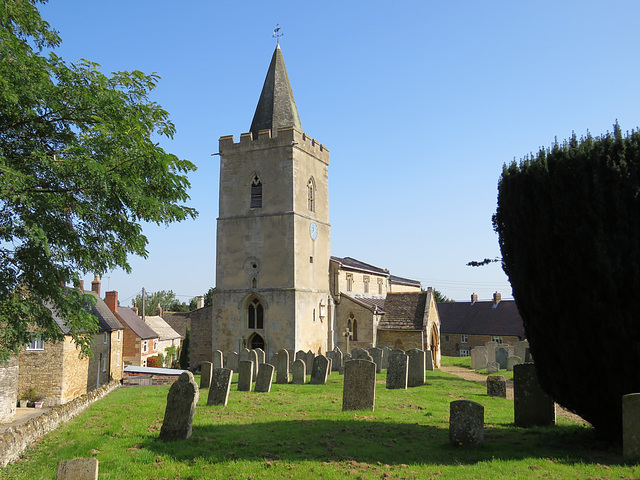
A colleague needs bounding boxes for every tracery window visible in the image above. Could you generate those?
[347,313,358,341]
[251,175,262,209]
[248,298,264,329]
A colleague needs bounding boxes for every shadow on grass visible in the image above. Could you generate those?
[141,418,622,467]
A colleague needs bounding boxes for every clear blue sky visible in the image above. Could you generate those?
[39,1,640,305]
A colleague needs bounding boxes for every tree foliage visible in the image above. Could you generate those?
[432,289,454,303]
[179,326,190,369]
[0,1,197,362]
[132,290,190,314]
[493,124,640,441]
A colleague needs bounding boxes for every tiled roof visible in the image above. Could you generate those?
[352,295,386,312]
[115,307,158,340]
[378,292,427,331]
[331,256,389,276]
[51,290,123,334]
[437,300,524,337]
[388,275,421,287]
[143,315,182,342]
[163,312,191,338]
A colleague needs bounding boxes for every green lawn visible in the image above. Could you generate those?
[1,368,635,480]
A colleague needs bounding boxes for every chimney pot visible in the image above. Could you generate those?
[132,302,138,315]
[196,296,205,309]
[493,291,501,305]
[471,292,478,303]
[91,275,101,296]
[155,303,163,317]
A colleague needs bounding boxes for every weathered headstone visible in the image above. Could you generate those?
[207,368,233,406]
[495,347,508,370]
[227,351,239,371]
[239,348,251,363]
[254,363,275,393]
[310,354,330,385]
[623,393,640,462]
[276,349,290,384]
[237,360,253,392]
[485,341,498,363]
[449,400,484,447]
[406,348,426,387]
[342,359,376,411]
[381,347,392,369]
[471,347,488,371]
[351,347,370,360]
[368,347,382,373]
[249,349,259,378]
[386,351,408,390]
[486,362,500,373]
[269,352,278,367]
[425,350,435,371]
[292,359,306,384]
[56,458,99,480]
[159,371,199,441]
[514,363,556,427]
[305,350,315,372]
[213,350,224,370]
[486,375,507,397]
[295,350,306,364]
[514,340,529,363]
[507,355,522,371]
[200,362,213,389]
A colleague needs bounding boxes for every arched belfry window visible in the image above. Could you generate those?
[347,312,358,341]
[248,297,264,329]
[251,175,262,209]
[307,178,315,212]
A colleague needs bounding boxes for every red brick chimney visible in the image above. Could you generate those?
[493,291,501,305]
[105,291,118,313]
[91,275,101,296]
[76,280,85,291]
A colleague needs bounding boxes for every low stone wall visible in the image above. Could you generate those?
[0,379,120,468]
[122,372,182,387]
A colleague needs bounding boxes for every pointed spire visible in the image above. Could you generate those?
[250,45,302,137]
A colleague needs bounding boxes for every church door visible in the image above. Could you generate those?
[250,333,265,351]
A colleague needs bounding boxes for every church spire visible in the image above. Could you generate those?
[249,44,302,137]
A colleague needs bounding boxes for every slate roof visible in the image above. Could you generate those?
[331,256,389,276]
[342,294,386,313]
[162,311,190,338]
[115,307,158,340]
[437,300,524,337]
[388,275,422,288]
[378,292,427,331]
[143,315,182,342]
[51,289,123,334]
[250,44,302,137]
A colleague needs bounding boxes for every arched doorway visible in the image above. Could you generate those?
[249,333,265,351]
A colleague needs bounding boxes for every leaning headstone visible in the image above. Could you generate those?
[425,350,435,371]
[381,347,392,369]
[449,400,484,447]
[368,347,382,373]
[386,351,408,389]
[237,360,253,392]
[254,363,275,393]
[276,349,290,384]
[486,375,507,397]
[213,350,224,369]
[249,349,259,378]
[623,393,640,462]
[495,347,508,370]
[486,362,500,373]
[56,458,99,480]
[227,351,239,371]
[406,348,426,387]
[514,363,555,427]
[327,357,333,375]
[159,371,199,441]
[292,359,306,384]
[507,355,522,371]
[485,341,498,363]
[342,359,376,411]
[207,368,233,406]
[310,354,330,385]
[471,347,488,371]
[200,362,213,389]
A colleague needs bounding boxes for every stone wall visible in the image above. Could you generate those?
[60,337,90,405]
[0,379,119,468]
[0,357,18,423]
[122,371,183,387]
[189,305,213,369]
[376,330,423,351]
[18,340,66,406]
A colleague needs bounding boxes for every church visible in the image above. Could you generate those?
[206,44,440,366]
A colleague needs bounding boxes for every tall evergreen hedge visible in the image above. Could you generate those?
[493,124,640,441]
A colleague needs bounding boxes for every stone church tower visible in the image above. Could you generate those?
[212,45,333,358]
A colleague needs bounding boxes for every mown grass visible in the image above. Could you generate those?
[1,366,636,479]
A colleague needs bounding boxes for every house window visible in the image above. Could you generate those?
[346,274,353,292]
[103,332,108,345]
[142,340,148,353]
[153,339,158,351]
[347,313,358,341]
[459,348,470,357]
[363,276,370,294]
[248,298,264,329]
[313,309,316,323]
[307,178,315,212]
[250,175,262,209]
[461,334,468,343]
[26,335,44,351]
[491,336,503,344]
[377,278,383,295]
[117,330,121,341]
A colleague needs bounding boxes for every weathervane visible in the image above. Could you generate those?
[273,24,283,44]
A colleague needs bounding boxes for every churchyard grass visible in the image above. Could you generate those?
[442,355,514,380]
[1,369,635,479]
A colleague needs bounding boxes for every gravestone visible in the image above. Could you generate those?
[507,355,522,371]
[56,458,99,480]
[332,347,343,371]
[406,348,426,387]
[200,362,213,389]
[207,368,233,406]
[159,371,199,441]
[351,348,370,360]
[292,359,306,384]
[286,349,295,370]
[305,350,315,372]
[340,353,353,374]
[623,393,640,462]
[310,354,330,385]
[514,363,555,427]
[495,347,508,370]
[213,350,224,369]
[269,352,278,367]
[368,347,382,373]
[249,349,259,378]
[485,341,498,363]
[295,350,306,364]
[425,350,435,371]
[237,360,253,392]
[381,347,392,369]
[386,351,408,389]
[514,340,529,363]
[486,362,500,373]
[486,375,507,397]
[254,348,266,366]
[342,359,376,411]
[276,349,290,384]
[449,400,484,447]
[227,351,239,371]
[254,363,275,393]
[239,348,251,363]
[471,347,488,371]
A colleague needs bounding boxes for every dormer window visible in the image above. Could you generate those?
[251,175,262,209]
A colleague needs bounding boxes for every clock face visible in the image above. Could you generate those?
[309,222,318,241]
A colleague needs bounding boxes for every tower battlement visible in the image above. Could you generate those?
[219,127,329,165]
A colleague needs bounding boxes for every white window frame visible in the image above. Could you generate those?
[142,340,148,353]
[459,348,470,357]
[346,274,353,292]
[103,332,108,345]
[153,339,158,351]
[26,335,44,351]
[491,336,503,344]
[460,334,468,343]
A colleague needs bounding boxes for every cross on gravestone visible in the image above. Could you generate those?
[343,327,351,354]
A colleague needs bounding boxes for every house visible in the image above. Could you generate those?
[17,280,124,406]
[142,308,182,367]
[104,291,159,367]
[437,292,525,357]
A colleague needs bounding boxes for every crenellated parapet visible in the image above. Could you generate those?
[219,127,329,165]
